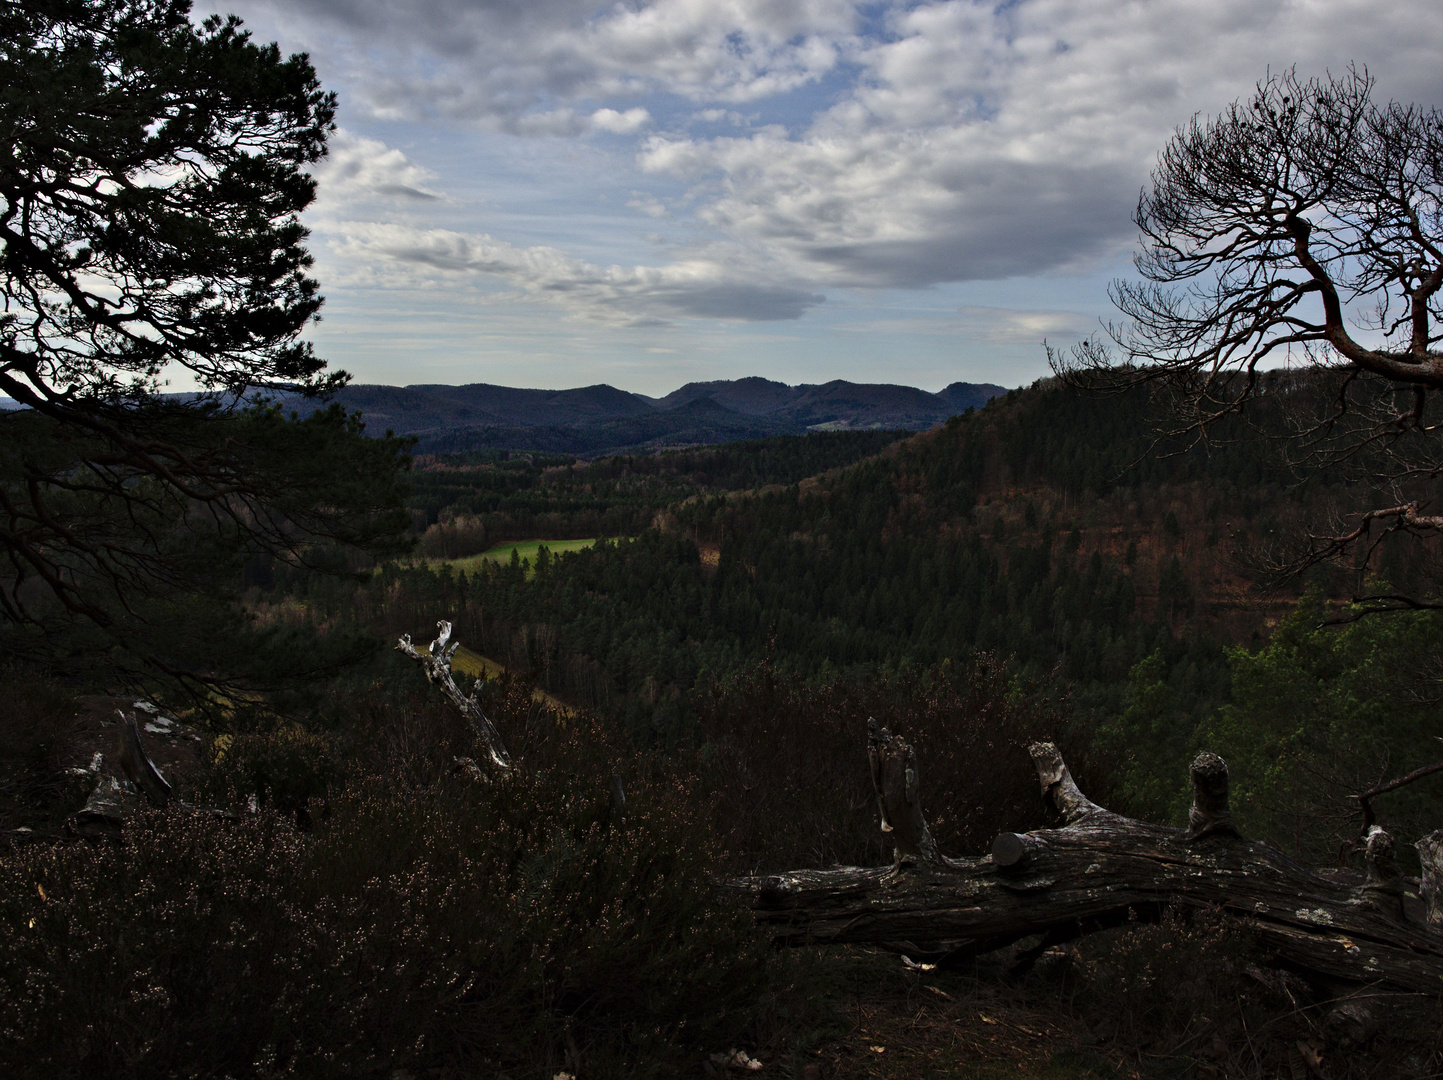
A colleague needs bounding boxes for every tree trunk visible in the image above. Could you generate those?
[737,729,1443,993]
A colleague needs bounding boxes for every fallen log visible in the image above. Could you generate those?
[739,727,1443,993]
[67,710,187,838]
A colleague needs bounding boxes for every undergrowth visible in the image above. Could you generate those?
[2,659,1441,1078]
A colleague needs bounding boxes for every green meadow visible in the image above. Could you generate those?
[441,537,612,575]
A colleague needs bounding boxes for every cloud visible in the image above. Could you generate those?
[312,129,443,206]
[227,0,1443,317]
[956,306,1097,345]
[635,0,1443,289]
[591,107,652,134]
[322,220,824,324]
[627,192,671,219]
[225,0,857,127]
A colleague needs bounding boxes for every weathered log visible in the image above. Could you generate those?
[740,736,1443,993]
[397,620,512,771]
[1418,830,1443,928]
[70,775,128,837]
[117,712,173,807]
[63,715,172,837]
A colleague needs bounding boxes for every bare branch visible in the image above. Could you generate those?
[397,620,513,772]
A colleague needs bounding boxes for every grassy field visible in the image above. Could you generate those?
[442,537,610,575]
[450,644,573,715]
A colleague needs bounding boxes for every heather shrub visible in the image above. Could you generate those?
[203,726,344,823]
[0,662,86,828]
[0,673,770,1079]
[1065,907,1443,1078]
[1070,908,1257,1051]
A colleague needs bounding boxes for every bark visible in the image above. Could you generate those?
[70,775,128,837]
[1418,830,1443,928]
[397,620,512,771]
[739,737,1443,993]
[65,711,178,837]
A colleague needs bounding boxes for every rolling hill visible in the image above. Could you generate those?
[308,376,1007,454]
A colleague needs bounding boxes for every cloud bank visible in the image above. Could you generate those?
[228,0,1443,330]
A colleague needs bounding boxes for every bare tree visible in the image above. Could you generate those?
[1055,68,1443,612]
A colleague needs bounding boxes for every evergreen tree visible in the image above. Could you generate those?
[0,1,410,695]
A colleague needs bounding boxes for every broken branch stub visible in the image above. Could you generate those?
[1186,751,1238,840]
[742,729,1443,993]
[118,712,173,807]
[1363,825,1405,917]
[1417,831,1443,927]
[868,719,941,868]
[70,775,128,837]
[397,620,512,771]
[1029,741,1111,825]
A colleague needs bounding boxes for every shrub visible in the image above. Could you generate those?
[203,727,344,824]
[0,663,86,828]
[0,686,771,1078]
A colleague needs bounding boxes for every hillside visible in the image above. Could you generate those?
[280,376,1007,454]
[306,378,1385,739]
[25,376,1443,1080]
[654,376,1005,428]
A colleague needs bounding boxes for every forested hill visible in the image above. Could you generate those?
[295,376,1405,741]
[279,376,1006,455]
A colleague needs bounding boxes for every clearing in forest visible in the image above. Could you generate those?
[441,538,614,574]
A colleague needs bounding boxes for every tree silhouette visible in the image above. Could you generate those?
[1057,69,1443,612]
[0,1,409,689]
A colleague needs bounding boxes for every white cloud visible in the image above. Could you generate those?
[224,0,857,126]
[221,0,1443,354]
[627,192,671,219]
[322,220,824,324]
[956,306,1096,345]
[635,0,1443,289]
[693,109,747,126]
[312,129,443,206]
[591,107,652,134]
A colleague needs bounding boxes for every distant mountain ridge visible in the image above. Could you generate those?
[654,377,1003,430]
[0,377,1008,455]
[308,376,1006,454]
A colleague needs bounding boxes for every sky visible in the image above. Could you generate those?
[200,0,1443,397]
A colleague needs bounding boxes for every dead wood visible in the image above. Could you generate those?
[1418,831,1443,928]
[70,775,128,837]
[65,710,180,837]
[738,728,1443,993]
[397,620,512,772]
[1357,758,1443,831]
[118,712,173,807]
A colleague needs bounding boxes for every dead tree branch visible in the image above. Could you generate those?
[738,730,1443,992]
[1356,758,1443,830]
[397,620,512,771]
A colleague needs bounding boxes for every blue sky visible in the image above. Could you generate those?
[204,0,1443,396]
